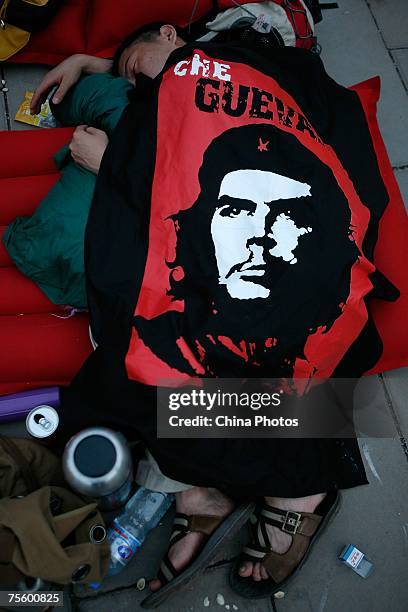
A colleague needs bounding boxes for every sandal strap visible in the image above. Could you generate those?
[259,504,321,537]
[157,552,178,585]
[173,512,224,536]
[156,512,224,586]
[241,542,270,563]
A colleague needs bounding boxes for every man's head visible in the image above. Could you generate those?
[113,23,186,83]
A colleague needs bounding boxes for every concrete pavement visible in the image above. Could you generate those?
[1,1,407,610]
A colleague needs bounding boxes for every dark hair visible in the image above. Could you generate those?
[112,22,186,75]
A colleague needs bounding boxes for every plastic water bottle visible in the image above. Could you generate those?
[107,487,174,576]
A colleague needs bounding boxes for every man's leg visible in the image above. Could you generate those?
[136,449,194,493]
[136,450,234,592]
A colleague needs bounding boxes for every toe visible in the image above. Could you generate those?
[239,561,253,577]
[260,565,269,580]
[149,578,162,592]
[252,562,262,582]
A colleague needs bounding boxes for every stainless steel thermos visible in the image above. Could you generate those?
[62,427,133,510]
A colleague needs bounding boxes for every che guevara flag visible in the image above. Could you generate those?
[85,42,403,383]
[61,41,407,494]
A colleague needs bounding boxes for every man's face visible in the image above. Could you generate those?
[210,170,313,299]
[118,28,182,84]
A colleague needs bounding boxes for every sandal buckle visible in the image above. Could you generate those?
[282,511,302,534]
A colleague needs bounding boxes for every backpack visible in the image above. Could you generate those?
[196,1,317,51]
[0,436,110,586]
[0,0,64,61]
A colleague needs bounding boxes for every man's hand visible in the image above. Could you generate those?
[69,126,109,174]
[30,54,113,115]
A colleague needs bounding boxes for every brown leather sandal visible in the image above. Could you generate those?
[229,491,341,599]
[141,502,254,609]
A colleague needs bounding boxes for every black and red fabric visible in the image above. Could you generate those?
[1,53,407,407]
[58,43,407,495]
[350,77,408,375]
[87,44,405,385]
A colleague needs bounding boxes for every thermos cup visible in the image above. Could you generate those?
[62,427,133,510]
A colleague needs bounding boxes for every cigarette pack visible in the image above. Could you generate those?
[339,544,374,578]
[15,91,58,128]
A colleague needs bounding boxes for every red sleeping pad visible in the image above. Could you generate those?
[0,129,92,396]
[9,0,263,66]
[0,80,407,396]
[353,78,408,374]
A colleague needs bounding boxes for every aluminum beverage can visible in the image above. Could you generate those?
[26,405,59,438]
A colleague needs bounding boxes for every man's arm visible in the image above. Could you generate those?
[30,54,113,114]
[69,125,109,174]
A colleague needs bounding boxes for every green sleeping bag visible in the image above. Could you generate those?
[3,74,132,308]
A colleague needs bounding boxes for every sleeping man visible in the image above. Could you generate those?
[11,19,397,608]
[30,24,188,173]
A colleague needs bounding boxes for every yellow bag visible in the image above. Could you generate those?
[0,0,63,61]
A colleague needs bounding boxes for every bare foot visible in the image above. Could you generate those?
[239,492,327,581]
[149,487,234,591]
